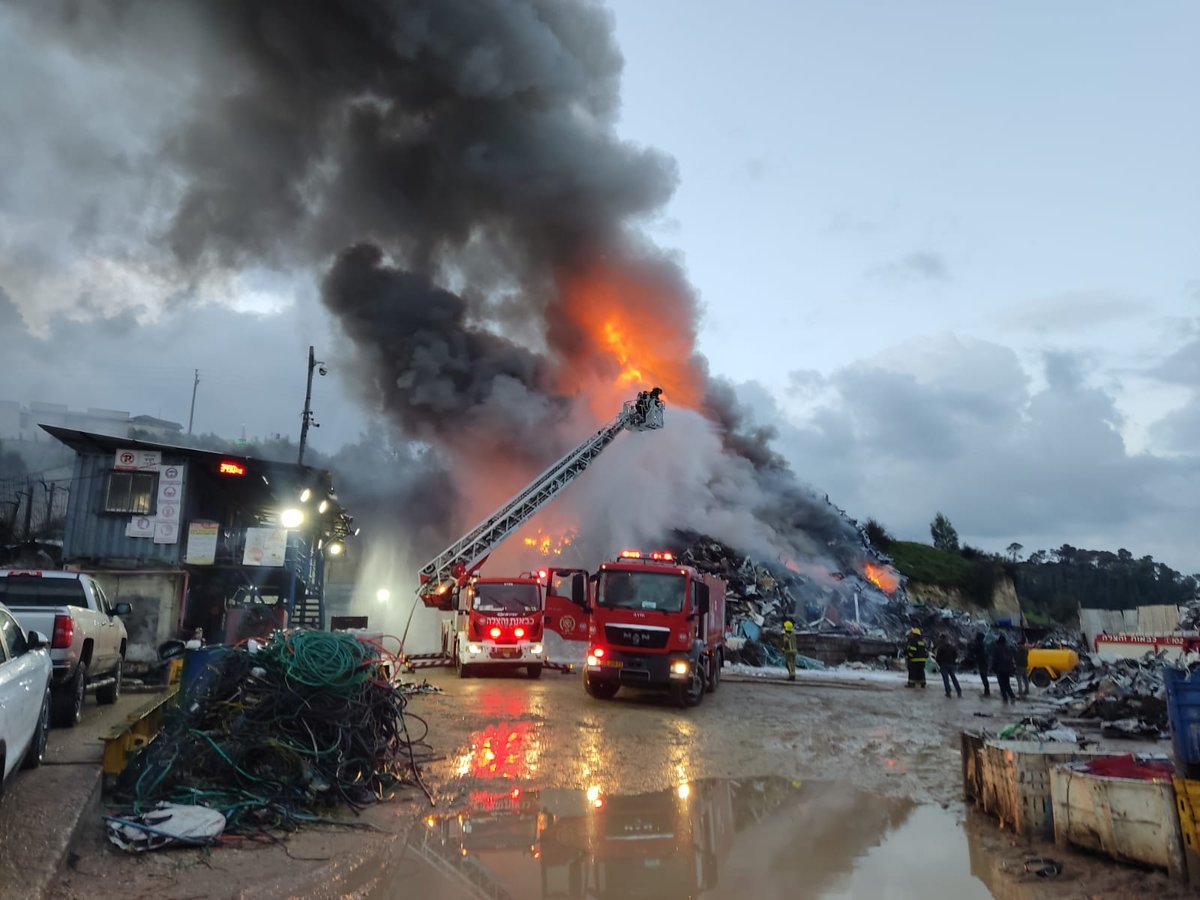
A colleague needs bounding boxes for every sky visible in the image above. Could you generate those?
[0,1,1197,572]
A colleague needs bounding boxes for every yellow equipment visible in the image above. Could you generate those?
[1027,645,1079,688]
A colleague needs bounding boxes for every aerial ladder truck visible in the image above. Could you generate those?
[403,390,666,674]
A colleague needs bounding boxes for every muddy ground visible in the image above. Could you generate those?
[45,668,1189,899]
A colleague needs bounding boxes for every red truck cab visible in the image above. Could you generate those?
[583,551,725,707]
[446,576,547,678]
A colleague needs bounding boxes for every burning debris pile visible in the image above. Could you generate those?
[673,534,909,669]
[109,632,432,844]
[1045,652,1176,738]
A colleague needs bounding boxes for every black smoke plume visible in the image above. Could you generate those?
[11,0,872,574]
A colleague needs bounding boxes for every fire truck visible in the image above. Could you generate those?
[441,574,547,678]
[405,392,665,675]
[583,550,726,707]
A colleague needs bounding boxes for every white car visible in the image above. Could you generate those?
[0,601,51,792]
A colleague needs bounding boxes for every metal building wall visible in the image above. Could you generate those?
[62,452,186,567]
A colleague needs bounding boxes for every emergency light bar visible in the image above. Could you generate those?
[618,549,674,561]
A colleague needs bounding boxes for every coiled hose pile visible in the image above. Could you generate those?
[113,630,433,836]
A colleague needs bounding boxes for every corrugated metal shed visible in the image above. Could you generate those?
[62,451,188,566]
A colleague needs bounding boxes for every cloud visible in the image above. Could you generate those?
[823,212,880,237]
[766,335,1199,573]
[0,289,368,456]
[1148,329,1200,452]
[866,251,949,285]
[994,290,1146,336]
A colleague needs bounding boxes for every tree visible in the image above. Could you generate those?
[1006,542,1024,562]
[863,518,894,550]
[930,512,959,551]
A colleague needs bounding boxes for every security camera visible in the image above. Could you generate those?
[318,365,328,376]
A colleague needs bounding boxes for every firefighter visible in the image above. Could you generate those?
[635,390,649,419]
[992,634,1017,703]
[973,631,991,698]
[905,627,928,688]
[782,619,797,681]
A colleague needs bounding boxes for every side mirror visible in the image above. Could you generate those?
[27,630,49,650]
[114,602,133,616]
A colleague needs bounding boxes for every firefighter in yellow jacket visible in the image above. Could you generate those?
[783,620,797,681]
[905,628,929,688]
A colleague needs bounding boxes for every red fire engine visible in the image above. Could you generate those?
[583,550,726,707]
[439,574,548,678]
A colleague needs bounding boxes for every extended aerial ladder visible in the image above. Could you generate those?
[401,391,665,670]
[416,390,665,606]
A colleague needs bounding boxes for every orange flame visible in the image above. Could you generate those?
[863,561,900,594]
[553,263,707,418]
[521,526,578,558]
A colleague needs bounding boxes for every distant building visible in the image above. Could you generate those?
[38,426,356,669]
[0,400,132,442]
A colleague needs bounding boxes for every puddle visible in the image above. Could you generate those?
[381,777,1010,898]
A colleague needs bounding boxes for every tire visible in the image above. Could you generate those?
[525,665,543,679]
[584,675,619,700]
[706,652,721,693]
[673,667,705,708]
[52,666,86,728]
[96,656,123,705]
[1029,667,1052,689]
[21,689,51,770]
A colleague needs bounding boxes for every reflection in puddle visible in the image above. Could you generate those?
[390,778,1002,899]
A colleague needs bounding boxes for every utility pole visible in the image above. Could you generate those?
[298,346,326,465]
[187,369,200,435]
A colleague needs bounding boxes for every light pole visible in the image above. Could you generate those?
[297,346,327,465]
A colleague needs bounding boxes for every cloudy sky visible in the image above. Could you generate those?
[1,1,1197,572]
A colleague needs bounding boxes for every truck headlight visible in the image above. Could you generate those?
[670,660,689,677]
[467,643,483,655]
[531,643,544,655]
[586,654,599,667]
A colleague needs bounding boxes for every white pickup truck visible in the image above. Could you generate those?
[0,570,130,726]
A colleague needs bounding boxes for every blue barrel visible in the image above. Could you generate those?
[180,647,221,695]
[1165,665,1200,776]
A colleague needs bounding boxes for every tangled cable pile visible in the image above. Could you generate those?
[114,631,433,836]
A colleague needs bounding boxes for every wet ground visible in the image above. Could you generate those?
[44,667,1192,899]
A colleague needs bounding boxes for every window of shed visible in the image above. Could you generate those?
[105,471,156,514]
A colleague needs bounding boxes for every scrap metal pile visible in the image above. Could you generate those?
[109,631,432,845]
[1045,651,1176,738]
[675,535,908,669]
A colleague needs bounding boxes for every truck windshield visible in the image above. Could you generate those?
[0,577,88,608]
[472,583,540,613]
[599,571,686,613]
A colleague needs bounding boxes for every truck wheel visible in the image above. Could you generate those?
[673,668,705,708]
[584,675,618,700]
[52,666,86,727]
[1029,668,1052,689]
[457,656,473,678]
[525,665,543,679]
[96,656,123,705]
[706,652,721,693]
[21,689,50,769]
